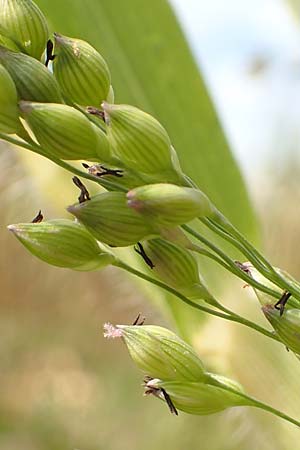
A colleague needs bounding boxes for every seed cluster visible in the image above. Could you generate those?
[2,0,300,425]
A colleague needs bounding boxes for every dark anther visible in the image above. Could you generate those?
[98,166,123,178]
[72,176,90,203]
[45,40,56,67]
[235,261,252,276]
[132,313,145,326]
[134,242,155,269]
[161,388,178,416]
[82,163,123,178]
[144,377,178,416]
[31,210,43,223]
[274,290,292,316]
[86,106,106,122]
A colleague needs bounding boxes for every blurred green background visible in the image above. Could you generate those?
[1,0,300,449]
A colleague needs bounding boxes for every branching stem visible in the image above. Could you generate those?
[182,225,281,299]
[114,259,281,343]
[205,374,300,428]
[0,133,127,192]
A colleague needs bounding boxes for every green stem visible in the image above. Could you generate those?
[114,259,281,343]
[188,244,235,272]
[189,241,279,298]
[205,375,300,428]
[183,224,281,299]
[202,217,272,275]
[204,216,300,302]
[182,174,300,300]
[0,133,127,192]
[211,214,278,273]
[250,397,300,428]
[183,176,275,276]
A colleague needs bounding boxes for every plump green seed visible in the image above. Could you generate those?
[0,0,49,59]
[20,101,111,161]
[103,103,183,181]
[53,33,111,107]
[127,183,216,227]
[0,46,63,102]
[8,219,115,270]
[147,377,247,415]
[117,324,206,381]
[67,192,157,247]
[143,238,213,301]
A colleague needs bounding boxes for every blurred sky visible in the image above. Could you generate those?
[170,0,300,182]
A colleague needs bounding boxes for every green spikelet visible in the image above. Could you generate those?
[105,323,206,381]
[53,33,111,107]
[20,101,111,161]
[127,183,216,227]
[145,377,247,415]
[102,103,182,181]
[8,219,115,270]
[67,192,157,247]
[0,0,49,59]
[143,238,213,301]
[0,46,62,102]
